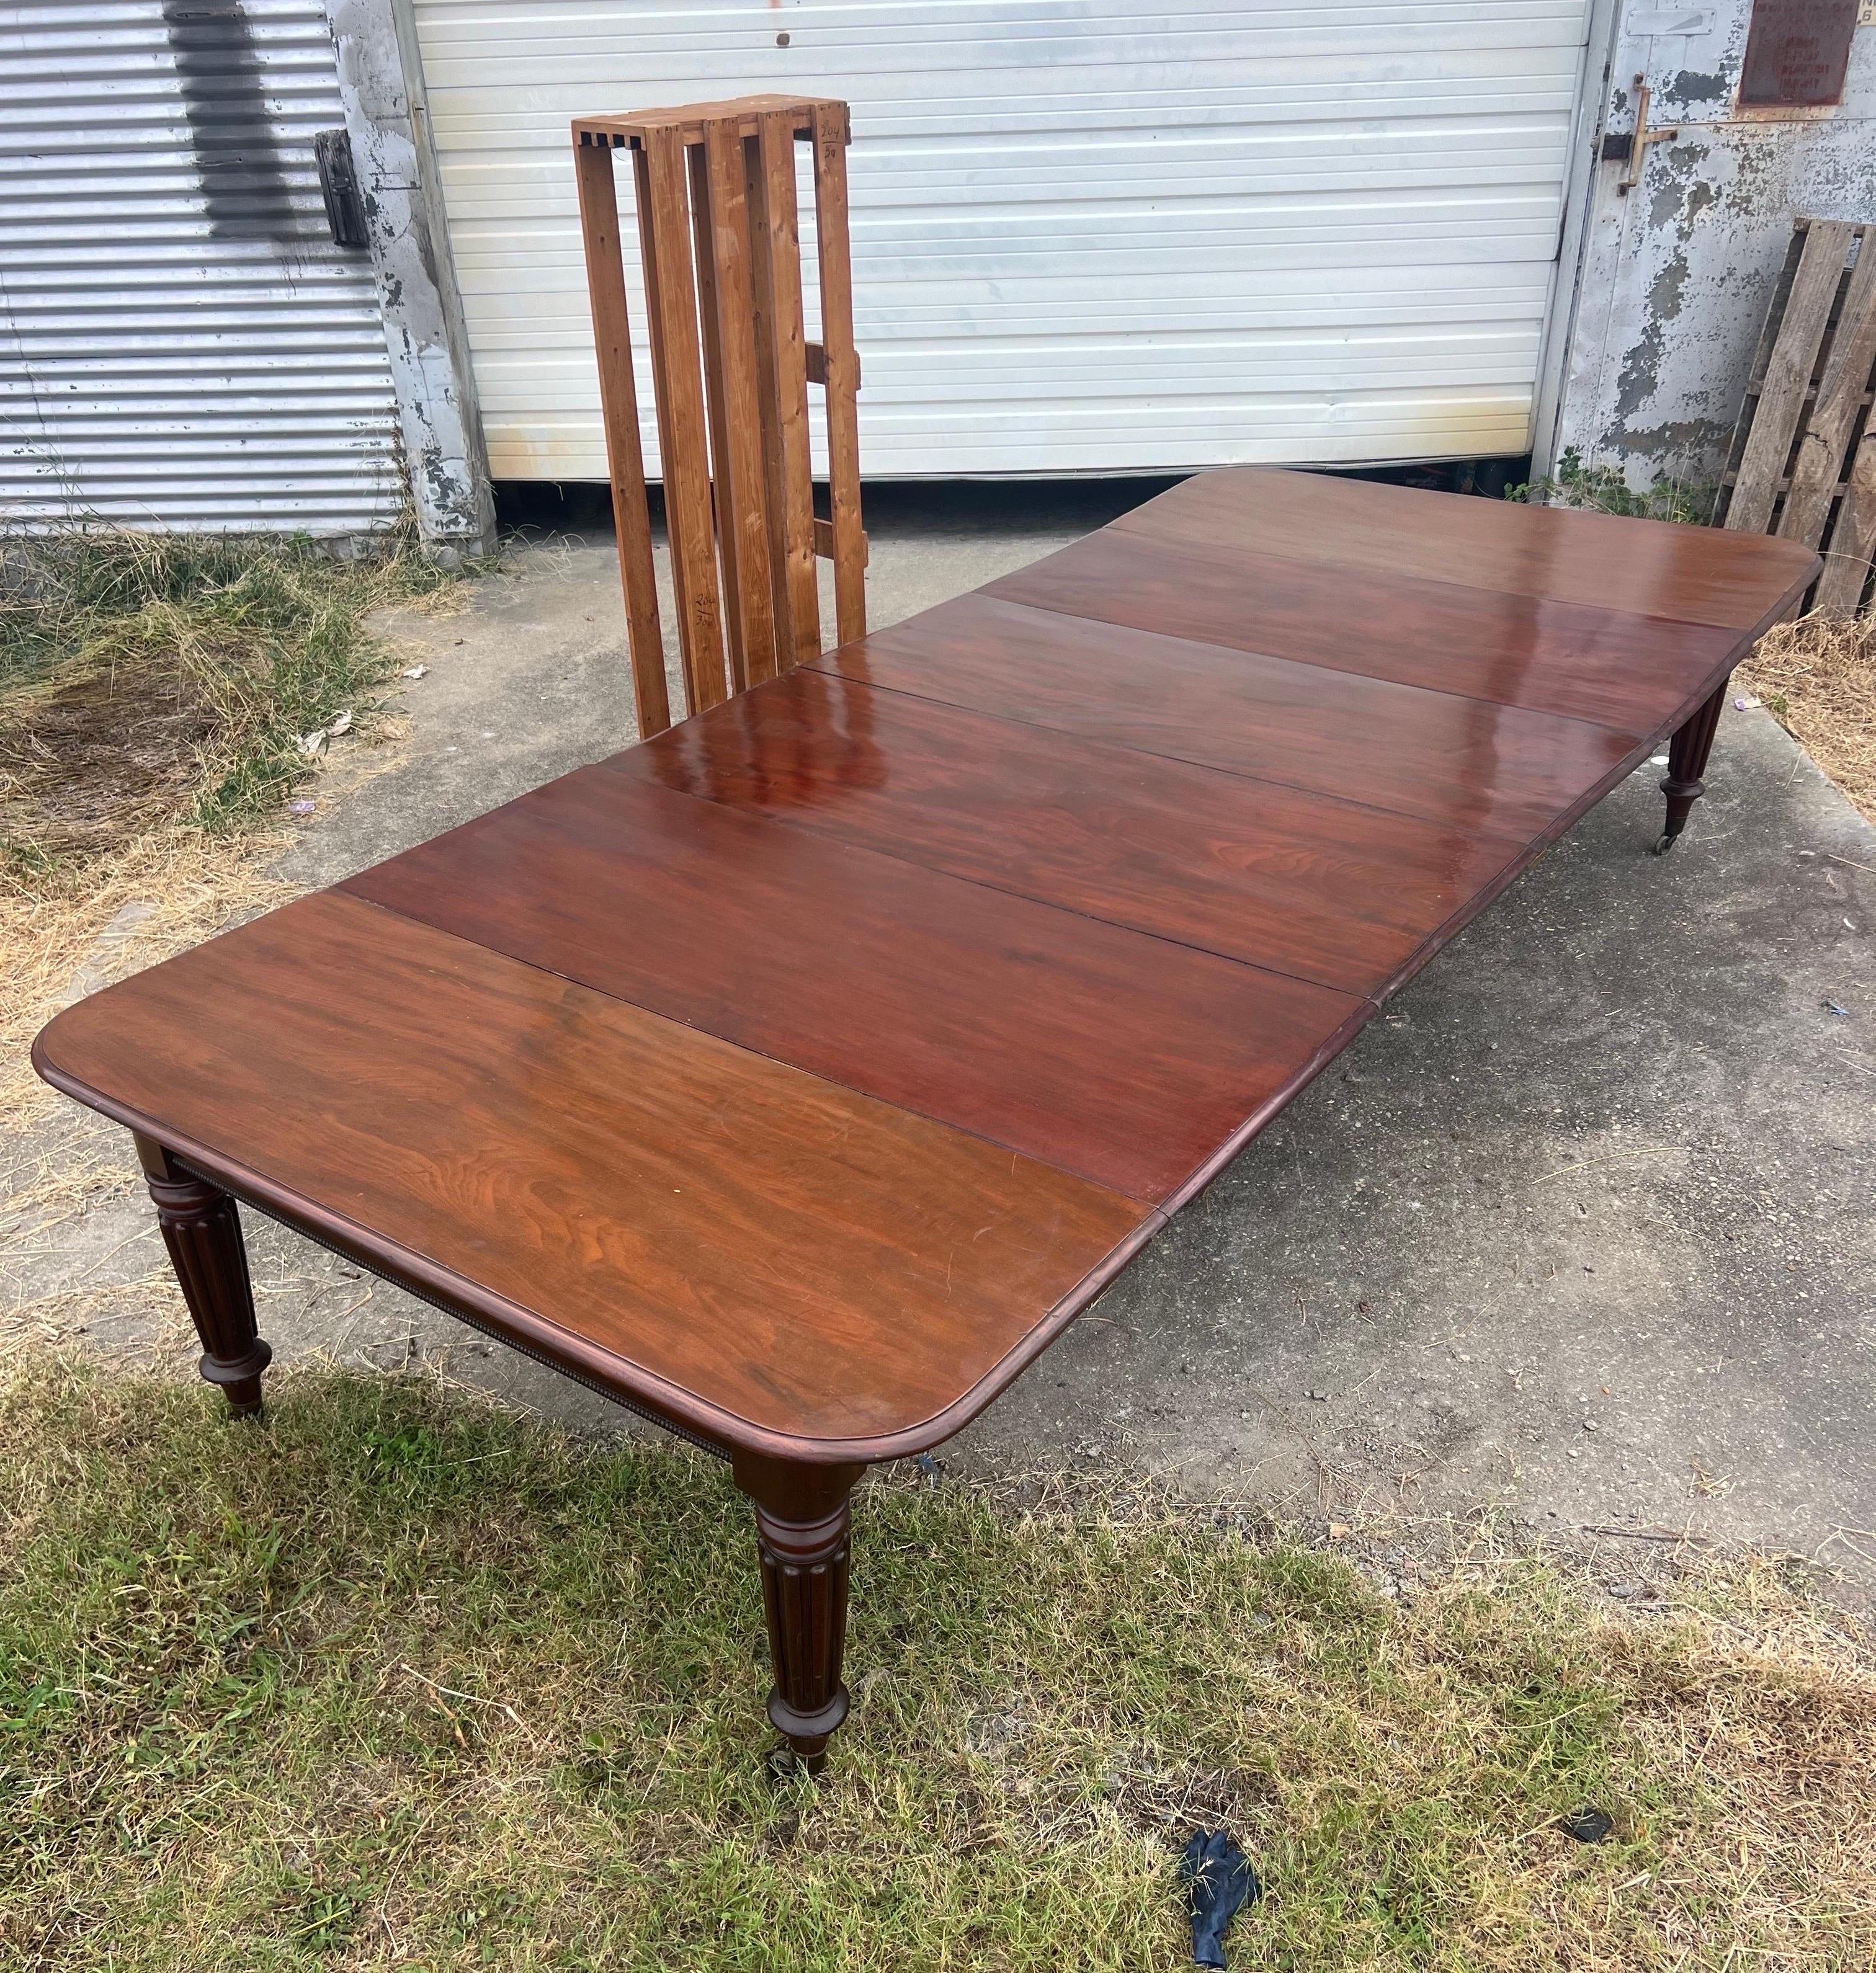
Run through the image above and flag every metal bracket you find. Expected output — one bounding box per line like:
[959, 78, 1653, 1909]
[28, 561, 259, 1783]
[313, 128, 368, 249]
[1614, 77, 1679, 195]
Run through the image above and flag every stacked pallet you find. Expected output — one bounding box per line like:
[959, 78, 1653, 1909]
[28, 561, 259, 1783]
[1717, 219, 1876, 618]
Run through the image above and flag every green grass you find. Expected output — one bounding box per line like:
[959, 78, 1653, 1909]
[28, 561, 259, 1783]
[1, 1360, 1870, 1970]
[0, 528, 455, 881]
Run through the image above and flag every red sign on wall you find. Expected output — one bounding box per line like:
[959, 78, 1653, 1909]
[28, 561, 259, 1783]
[1738, 0, 1859, 108]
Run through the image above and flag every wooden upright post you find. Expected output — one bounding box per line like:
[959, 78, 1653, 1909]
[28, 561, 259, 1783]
[571, 139, 669, 739]
[748, 109, 820, 670]
[572, 96, 867, 731]
[809, 102, 867, 648]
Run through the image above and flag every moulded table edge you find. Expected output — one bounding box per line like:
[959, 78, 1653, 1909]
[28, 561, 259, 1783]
[30, 1027, 1166, 1466]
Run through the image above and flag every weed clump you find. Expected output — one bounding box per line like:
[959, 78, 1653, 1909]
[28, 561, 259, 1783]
[1, 528, 453, 881]
[1504, 448, 1712, 527]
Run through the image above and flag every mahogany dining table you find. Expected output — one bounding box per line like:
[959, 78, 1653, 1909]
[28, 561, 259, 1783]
[34, 467, 1818, 1772]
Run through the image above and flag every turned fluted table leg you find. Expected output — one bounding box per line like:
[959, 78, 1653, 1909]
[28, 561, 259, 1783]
[1656, 676, 1731, 854]
[134, 1136, 271, 1416]
[733, 1450, 864, 1776]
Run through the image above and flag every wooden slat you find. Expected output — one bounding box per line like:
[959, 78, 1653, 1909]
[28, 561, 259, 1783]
[749, 110, 821, 667]
[1779, 227, 1876, 551]
[575, 95, 833, 150]
[1815, 422, 1876, 615]
[698, 127, 779, 688]
[1731, 233, 1806, 397]
[813, 517, 867, 565]
[571, 136, 669, 739]
[1722, 452, 1872, 497]
[636, 129, 729, 714]
[629, 140, 686, 699]
[741, 127, 794, 672]
[1727, 221, 1854, 536]
[686, 141, 748, 693]
[810, 101, 867, 644]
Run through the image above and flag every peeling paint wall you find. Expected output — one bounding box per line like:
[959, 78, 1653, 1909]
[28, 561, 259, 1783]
[324, 0, 493, 551]
[1552, 2, 1876, 490]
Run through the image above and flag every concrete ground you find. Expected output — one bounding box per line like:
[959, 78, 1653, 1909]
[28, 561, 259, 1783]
[11, 484, 1875, 1593]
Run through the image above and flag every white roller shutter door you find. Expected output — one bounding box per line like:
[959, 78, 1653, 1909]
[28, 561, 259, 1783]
[411, 0, 1597, 479]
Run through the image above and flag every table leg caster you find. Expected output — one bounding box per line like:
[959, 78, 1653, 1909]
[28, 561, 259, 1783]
[765, 1744, 823, 1786]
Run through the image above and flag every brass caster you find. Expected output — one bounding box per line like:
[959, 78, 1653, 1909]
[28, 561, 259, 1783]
[766, 1744, 823, 1786]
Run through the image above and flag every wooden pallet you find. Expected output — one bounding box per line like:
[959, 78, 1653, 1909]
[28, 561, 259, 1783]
[1717, 218, 1876, 618]
[572, 96, 866, 737]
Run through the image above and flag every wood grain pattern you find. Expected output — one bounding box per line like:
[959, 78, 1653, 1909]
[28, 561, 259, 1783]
[638, 129, 728, 712]
[610, 668, 1525, 999]
[32, 462, 1824, 1476]
[816, 591, 1643, 842]
[1777, 225, 1876, 552]
[572, 138, 669, 739]
[749, 109, 820, 668]
[35, 893, 1153, 1458]
[340, 767, 1369, 1205]
[810, 101, 865, 643]
[702, 122, 780, 687]
[1729, 222, 1854, 537]
[985, 524, 1753, 732]
[1815, 422, 1876, 615]
[1114, 467, 1820, 636]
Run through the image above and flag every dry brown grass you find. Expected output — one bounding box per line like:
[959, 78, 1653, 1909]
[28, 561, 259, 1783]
[1738, 609, 1876, 824]
[0, 828, 297, 1135]
[0, 528, 457, 1142]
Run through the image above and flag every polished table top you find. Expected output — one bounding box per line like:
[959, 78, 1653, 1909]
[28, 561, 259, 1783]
[35, 470, 1818, 1465]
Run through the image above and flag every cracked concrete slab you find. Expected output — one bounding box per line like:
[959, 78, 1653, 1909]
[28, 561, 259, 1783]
[7, 484, 1873, 1596]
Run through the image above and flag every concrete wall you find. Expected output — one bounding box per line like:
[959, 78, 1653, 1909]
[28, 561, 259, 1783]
[1551, 1, 1875, 491]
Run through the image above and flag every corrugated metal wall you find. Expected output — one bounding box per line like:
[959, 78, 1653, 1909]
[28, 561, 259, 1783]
[411, 0, 1597, 479]
[1, 0, 405, 533]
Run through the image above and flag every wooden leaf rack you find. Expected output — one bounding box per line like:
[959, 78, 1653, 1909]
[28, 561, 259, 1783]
[1717, 218, 1876, 618]
[573, 95, 867, 738]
